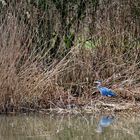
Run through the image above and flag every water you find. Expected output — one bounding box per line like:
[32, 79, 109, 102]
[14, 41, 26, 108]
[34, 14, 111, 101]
[0, 113, 140, 140]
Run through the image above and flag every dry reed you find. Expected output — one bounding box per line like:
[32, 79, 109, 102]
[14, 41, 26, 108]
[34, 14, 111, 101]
[0, 0, 140, 113]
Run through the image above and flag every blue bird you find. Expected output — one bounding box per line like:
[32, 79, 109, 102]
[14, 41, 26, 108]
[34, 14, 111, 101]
[96, 115, 114, 133]
[94, 80, 116, 97]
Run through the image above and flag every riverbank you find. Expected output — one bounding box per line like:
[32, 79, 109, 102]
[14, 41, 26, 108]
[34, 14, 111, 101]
[0, 0, 140, 114]
[0, 45, 139, 113]
[1, 95, 140, 115]
[0, 45, 139, 114]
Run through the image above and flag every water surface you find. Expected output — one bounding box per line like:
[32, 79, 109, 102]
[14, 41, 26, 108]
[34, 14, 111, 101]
[0, 113, 140, 140]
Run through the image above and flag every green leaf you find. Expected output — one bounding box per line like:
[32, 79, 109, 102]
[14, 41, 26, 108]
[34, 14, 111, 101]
[83, 40, 96, 49]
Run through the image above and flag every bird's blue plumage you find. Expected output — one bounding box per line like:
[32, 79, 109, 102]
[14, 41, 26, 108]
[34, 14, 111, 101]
[98, 86, 116, 97]
[95, 80, 116, 97]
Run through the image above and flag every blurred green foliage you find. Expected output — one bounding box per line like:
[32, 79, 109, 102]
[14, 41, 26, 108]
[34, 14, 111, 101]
[1, 0, 139, 61]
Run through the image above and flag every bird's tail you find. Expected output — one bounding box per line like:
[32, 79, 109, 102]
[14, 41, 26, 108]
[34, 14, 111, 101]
[111, 92, 116, 96]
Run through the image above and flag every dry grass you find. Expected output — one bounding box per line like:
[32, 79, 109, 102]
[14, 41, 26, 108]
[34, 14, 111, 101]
[0, 0, 140, 113]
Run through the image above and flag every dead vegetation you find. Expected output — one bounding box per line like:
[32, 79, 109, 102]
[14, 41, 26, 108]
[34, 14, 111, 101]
[0, 0, 140, 113]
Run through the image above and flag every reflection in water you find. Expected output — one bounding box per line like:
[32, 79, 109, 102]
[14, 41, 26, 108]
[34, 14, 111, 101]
[0, 114, 139, 140]
[96, 115, 115, 133]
